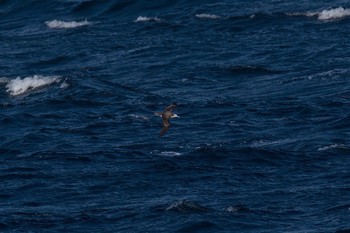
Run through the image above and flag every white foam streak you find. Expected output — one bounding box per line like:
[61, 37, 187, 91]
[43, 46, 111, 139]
[150, 150, 183, 157]
[160, 151, 182, 157]
[318, 7, 350, 20]
[46, 20, 90, 29]
[195, 13, 222, 19]
[134, 16, 162, 22]
[6, 75, 60, 96]
[288, 7, 350, 21]
[317, 144, 346, 152]
[60, 81, 69, 89]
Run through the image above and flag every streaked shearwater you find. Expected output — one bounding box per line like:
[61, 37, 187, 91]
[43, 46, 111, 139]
[155, 103, 179, 136]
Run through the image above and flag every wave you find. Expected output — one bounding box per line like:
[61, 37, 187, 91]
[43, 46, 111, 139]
[318, 7, 350, 20]
[226, 204, 251, 213]
[60, 78, 69, 89]
[165, 200, 211, 213]
[250, 138, 297, 148]
[287, 7, 350, 21]
[45, 20, 90, 29]
[317, 144, 347, 152]
[127, 113, 150, 121]
[226, 65, 282, 74]
[134, 16, 162, 23]
[159, 151, 182, 157]
[150, 150, 183, 157]
[208, 65, 283, 75]
[195, 13, 222, 19]
[5, 75, 60, 96]
[0, 77, 9, 84]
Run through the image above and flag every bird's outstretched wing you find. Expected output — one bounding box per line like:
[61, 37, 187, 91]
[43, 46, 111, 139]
[162, 117, 170, 128]
[159, 126, 169, 137]
[164, 103, 177, 112]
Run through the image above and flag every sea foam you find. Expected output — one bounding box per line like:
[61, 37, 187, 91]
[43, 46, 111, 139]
[288, 7, 350, 21]
[46, 20, 90, 29]
[134, 16, 162, 23]
[159, 151, 182, 157]
[317, 144, 346, 152]
[317, 7, 350, 20]
[195, 13, 222, 19]
[6, 75, 60, 96]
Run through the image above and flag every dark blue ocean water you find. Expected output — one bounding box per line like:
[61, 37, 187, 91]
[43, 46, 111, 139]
[1, 1, 350, 232]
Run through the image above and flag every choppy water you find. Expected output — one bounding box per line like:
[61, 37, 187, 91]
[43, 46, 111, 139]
[1, 1, 350, 232]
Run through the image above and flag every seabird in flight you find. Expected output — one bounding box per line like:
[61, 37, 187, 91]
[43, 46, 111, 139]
[155, 103, 179, 136]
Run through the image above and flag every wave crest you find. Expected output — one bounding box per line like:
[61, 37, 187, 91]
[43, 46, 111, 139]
[46, 20, 90, 29]
[134, 16, 162, 23]
[318, 7, 350, 20]
[165, 200, 211, 213]
[6, 75, 60, 96]
[226, 204, 251, 213]
[317, 144, 346, 152]
[195, 14, 222, 19]
[287, 7, 350, 21]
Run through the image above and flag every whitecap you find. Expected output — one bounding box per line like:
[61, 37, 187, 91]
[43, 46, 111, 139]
[134, 16, 162, 23]
[226, 206, 238, 213]
[226, 205, 250, 213]
[317, 144, 346, 152]
[195, 13, 222, 19]
[318, 7, 350, 20]
[159, 151, 182, 157]
[287, 7, 350, 21]
[6, 75, 60, 96]
[59, 77, 69, 89]
[60, 82, 69, 89]
[306, 12, 319, 17]
[45, 19, 90, 29]
[285, 12, 317, 17]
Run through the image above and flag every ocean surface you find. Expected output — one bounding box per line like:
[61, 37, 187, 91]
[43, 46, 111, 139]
[1, 0, 350, 232]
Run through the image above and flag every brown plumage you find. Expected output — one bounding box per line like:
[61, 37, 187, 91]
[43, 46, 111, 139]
[155, 103, 178, 136]
[161, 103, 177, 127]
